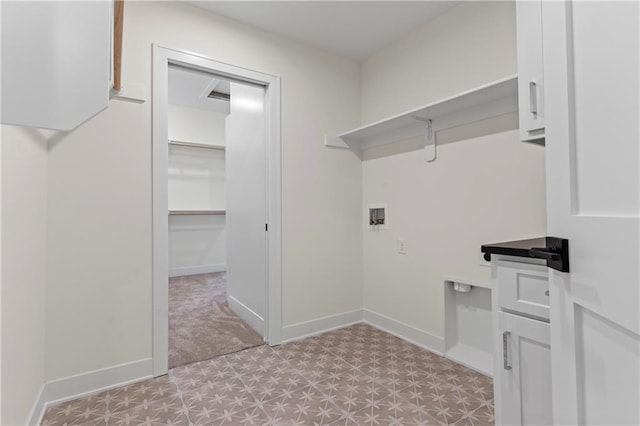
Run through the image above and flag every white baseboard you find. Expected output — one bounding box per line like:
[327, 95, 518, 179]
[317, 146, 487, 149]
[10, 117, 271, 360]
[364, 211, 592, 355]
[280, 309, 444, 355]
[363, 309, 445, 355]
[281, 310, 364, 343]
[29, 358, 153, 425]
[26, 384, 47, 426]
[228, 296, 265, 337]
[168, 264, 226, 278]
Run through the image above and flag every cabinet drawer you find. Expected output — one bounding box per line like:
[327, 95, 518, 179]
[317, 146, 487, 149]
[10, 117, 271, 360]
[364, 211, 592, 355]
[497, 261, 549, 320]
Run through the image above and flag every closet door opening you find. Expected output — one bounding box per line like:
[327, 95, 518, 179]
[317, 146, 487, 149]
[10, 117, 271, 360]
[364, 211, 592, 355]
[153, 46, 282, 376]
[166, 66, 267, 369]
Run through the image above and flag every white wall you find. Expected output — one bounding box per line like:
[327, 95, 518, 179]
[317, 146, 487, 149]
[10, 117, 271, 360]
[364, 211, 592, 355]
[168, 105, 227, 275]
[360, 2, 547, 342]
[46, 99, 152, 381]
[1, 125, 2, 426]
[168, 145, 226, 211]
[361, 1, 518, 124]
[45, 1, 362, 381]
[1, 125, 48, 425]
[168, 215, 226, 276]
[168, 106, 227, 211]
[168, 104, 225, 146]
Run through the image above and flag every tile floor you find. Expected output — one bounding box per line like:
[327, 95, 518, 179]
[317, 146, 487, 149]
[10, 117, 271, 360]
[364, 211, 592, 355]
[41, 324, 494, 426]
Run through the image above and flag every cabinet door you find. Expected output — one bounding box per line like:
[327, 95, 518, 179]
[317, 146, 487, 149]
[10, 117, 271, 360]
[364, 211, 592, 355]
[516, 0, 545, 141]
[497, 312, 552, 426]
[1, 1, 110, 130]
[542, 2, 639, 424]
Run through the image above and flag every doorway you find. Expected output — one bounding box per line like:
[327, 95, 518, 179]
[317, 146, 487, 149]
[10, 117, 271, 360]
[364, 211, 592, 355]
[152, 46, 282, 377]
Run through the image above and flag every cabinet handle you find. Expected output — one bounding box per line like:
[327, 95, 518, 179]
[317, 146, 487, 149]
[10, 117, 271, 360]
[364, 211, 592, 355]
[529, 81, 538, 116]
[503, 331, 512, 370]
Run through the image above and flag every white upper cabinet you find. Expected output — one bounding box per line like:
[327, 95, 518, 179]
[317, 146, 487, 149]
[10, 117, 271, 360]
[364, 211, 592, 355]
[1, 1, 111, 131]
[516, 0, 545, 142]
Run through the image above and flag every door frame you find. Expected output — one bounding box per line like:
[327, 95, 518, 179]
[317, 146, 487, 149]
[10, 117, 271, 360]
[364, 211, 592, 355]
[151, 45, 282, 376]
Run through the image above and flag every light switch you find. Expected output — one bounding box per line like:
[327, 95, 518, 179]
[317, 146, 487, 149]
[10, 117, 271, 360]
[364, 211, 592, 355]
[399, 239, 407, 254]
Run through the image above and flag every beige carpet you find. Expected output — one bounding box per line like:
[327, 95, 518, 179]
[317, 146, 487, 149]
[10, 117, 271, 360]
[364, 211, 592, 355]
[168, 272, 263, 369]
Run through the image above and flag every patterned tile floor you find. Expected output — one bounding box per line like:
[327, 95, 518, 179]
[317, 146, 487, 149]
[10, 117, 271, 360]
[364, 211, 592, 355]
[42, 324, 494, 426]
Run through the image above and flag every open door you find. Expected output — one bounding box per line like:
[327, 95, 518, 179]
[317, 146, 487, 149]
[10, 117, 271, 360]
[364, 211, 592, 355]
[225, 82, 267, 336]
[542, 2, 639, 424]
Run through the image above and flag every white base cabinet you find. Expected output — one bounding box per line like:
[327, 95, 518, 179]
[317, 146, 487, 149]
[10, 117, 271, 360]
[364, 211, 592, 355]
[498, 311, 552, 426]
[490, 256, 552, 425]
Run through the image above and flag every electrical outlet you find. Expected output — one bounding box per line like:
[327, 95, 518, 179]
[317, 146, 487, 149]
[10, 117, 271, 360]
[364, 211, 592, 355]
[398, 239, 407, 254]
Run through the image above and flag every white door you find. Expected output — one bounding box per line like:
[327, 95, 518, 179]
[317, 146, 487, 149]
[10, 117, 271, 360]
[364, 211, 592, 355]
[225, 82, 267, 337]
[498, 312, 552, 426]
[542, 2, 639, 424]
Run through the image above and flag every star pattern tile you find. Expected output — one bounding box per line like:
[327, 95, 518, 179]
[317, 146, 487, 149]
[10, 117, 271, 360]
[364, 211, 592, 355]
[41, 324, 494, 425]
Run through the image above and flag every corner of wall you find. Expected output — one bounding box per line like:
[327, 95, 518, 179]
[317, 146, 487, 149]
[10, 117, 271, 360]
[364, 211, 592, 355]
[0, 125, 49, 425]
[0, 125, 3, 426]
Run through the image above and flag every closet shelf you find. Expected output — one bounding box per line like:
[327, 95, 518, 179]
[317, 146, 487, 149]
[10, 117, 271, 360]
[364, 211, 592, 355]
[169, 140, 226, 151]
[325, 74, 518, 159]
[169, 210, 226, 216]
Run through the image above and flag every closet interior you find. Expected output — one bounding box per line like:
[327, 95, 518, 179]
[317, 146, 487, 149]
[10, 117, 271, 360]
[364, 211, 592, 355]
[166, 66, 263, 369]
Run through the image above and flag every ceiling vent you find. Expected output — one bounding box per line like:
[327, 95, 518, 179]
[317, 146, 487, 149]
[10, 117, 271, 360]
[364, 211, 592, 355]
[208, 91, 230, 101]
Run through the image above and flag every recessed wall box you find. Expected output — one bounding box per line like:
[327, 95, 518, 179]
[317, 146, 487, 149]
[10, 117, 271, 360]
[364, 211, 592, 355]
[367, 204, 387, 230]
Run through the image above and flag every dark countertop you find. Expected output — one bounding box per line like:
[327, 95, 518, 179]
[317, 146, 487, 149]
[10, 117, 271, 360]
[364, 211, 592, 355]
[481, 237, 546, 261]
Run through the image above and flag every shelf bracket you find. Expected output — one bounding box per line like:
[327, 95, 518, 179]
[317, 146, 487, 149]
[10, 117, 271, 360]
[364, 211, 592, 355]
[324, 134, 349, 149]
[413, 117, 435, 162]
[424, 119, 435, 162]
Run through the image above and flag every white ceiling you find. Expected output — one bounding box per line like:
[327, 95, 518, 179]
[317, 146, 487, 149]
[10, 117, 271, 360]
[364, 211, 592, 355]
[168, 66, 231, 114]
[188, 1, 460, 61]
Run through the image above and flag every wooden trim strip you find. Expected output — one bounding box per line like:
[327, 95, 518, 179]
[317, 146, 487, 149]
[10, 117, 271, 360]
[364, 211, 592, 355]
[113, 0, 124, 91]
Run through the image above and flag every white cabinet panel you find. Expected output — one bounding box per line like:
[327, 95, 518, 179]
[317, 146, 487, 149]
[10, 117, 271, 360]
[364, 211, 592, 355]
[516, 0, 545, 142]
[1, 1, 110, 131]
[498, 311, 552, 426]
[497, 261, 549, 321]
